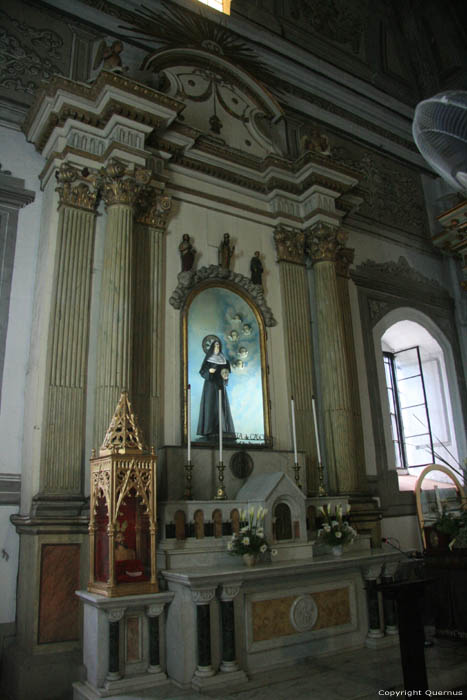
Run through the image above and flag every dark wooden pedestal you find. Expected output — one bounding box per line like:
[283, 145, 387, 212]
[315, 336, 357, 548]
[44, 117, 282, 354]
[377, 579, 434, 691]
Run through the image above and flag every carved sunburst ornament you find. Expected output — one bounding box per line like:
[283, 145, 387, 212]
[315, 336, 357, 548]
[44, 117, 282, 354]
[120, 0, 278, 88]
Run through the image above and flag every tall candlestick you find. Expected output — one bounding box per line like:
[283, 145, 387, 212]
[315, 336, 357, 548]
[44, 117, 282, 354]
[291, 396, 298, 463]
[434, 485, 442, 516]
[312, 397, 322, 463]
[187, 384, 191, 463]
[219, 389, 223, 463]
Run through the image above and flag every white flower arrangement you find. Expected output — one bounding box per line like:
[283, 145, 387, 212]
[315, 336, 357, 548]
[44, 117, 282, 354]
[228, 506, 276, 558]
[317, 503, 357, 547]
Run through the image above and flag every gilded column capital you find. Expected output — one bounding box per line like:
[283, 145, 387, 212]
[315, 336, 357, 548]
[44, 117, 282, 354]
[100, 159, 151, 208]
[335, 247, 355, 278]
[55, 163, 99, 212]
[135, 188, 172, 228]
[307, 223, 348, 264]
[274, 226, 306, 265]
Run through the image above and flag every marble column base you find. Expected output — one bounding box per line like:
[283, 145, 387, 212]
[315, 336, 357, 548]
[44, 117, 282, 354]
[220, 659, 240, 672]
[194, 664, 215, 678]
[73, 671, 169, 699]
[365, 633, 399, 650]
[192, 669, 248, 691]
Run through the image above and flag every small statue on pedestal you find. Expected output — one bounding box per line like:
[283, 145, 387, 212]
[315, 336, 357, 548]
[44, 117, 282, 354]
[179, 233, 196, 271]
[250, 251, 264, 286]
[219, 233, 235, 270]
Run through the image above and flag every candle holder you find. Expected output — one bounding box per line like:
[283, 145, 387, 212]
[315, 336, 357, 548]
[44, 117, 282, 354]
[183, 460, 194, 500]
[318, 462, 327, 496]
[214, 462, 228, 500]
[293, 462, 302, 491]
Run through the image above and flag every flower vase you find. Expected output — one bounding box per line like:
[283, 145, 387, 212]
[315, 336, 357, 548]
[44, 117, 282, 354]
[332, 545, 343, 557]
[242, 553, 257, 567]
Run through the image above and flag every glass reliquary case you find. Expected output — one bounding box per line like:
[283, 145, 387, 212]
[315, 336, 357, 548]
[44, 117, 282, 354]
[88, 392, 158, 597]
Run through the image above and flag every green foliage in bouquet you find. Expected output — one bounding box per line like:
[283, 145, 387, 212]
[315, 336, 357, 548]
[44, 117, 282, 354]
[317, 503, 357, 547]
[227, 506, 277, 557]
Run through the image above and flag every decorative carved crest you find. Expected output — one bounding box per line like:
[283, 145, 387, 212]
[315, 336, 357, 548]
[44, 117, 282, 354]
[169, 265, 277, 327]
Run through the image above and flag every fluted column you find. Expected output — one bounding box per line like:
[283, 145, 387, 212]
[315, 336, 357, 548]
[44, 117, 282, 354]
[94, 160, 150, 447]
[40, 164, 98, 500]
[309, 223, 359, 494]
[133, 191, 172, 447]
[274, 226, 319, 494]
[336, 248, 367, 492]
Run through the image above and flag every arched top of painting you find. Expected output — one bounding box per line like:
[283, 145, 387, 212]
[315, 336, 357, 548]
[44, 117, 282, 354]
[169, 265, 277, 327]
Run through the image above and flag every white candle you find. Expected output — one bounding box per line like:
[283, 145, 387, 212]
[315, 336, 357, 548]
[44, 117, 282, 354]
[312, 397, 322, 464]
[219, 389, 223, 464]
[187, 384, 191, 463]
[291, 396, 298, 464]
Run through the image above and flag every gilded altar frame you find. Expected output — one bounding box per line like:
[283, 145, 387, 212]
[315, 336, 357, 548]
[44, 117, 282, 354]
[182, 279, 272, 447]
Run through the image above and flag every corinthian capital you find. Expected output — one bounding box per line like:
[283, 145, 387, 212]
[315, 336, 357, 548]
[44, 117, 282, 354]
[307, 223, 348, 263]
[136, 189, 172, 228]
[55, 163, 99, 212]
[274, 226, 306, 265]
[100, 159, 151, 208]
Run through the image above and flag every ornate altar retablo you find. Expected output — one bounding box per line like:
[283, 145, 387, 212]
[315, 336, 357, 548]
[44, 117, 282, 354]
[88, 392, 158, 597]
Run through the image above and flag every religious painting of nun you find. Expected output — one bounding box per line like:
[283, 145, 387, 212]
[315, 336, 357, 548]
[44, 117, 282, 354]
[197, 336, 235, 440]
[184, 283, 270, 446]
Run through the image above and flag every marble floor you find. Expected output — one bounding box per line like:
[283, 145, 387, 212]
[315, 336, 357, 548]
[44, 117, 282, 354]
[93, 633, 467, 700]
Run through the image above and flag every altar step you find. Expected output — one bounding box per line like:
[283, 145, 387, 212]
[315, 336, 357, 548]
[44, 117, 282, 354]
[73, 633, 467, 700]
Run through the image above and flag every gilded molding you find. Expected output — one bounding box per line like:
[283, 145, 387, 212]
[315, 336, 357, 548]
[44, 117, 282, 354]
[274, 226, 305, 265]
[24, 70, 184, 146]
[56, 163, 99, 211]
[335, 247, 355, 278]
[307, 222, 348, 263]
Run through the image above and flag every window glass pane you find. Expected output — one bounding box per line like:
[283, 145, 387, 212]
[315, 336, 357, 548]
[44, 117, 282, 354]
[397, 375, 425, 408]
[394, 348, 420, 379]
[400, 404, 430, 437]
[405, 434, 433, 466]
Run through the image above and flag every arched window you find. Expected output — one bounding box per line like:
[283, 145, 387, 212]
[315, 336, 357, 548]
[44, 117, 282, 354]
[376, 314, 464, 485]
[196, 0, 231, 14]
[274, 503, 292, 541]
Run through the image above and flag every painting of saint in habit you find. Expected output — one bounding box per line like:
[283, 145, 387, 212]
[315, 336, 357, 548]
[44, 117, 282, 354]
[197, 336, 235, 440]
[187, 286, 266, 445]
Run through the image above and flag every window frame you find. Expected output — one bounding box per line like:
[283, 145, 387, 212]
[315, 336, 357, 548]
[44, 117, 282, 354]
[383, 346, 435, 470]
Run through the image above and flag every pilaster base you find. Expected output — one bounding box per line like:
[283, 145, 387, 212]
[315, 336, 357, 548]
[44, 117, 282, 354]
[2, 644, 84, 700]
[192, 669, 248, 690]
[365, 633, 399, 649]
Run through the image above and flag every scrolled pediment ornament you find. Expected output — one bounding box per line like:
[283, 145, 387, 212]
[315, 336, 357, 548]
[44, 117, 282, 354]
[169, 265, 277, 327]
